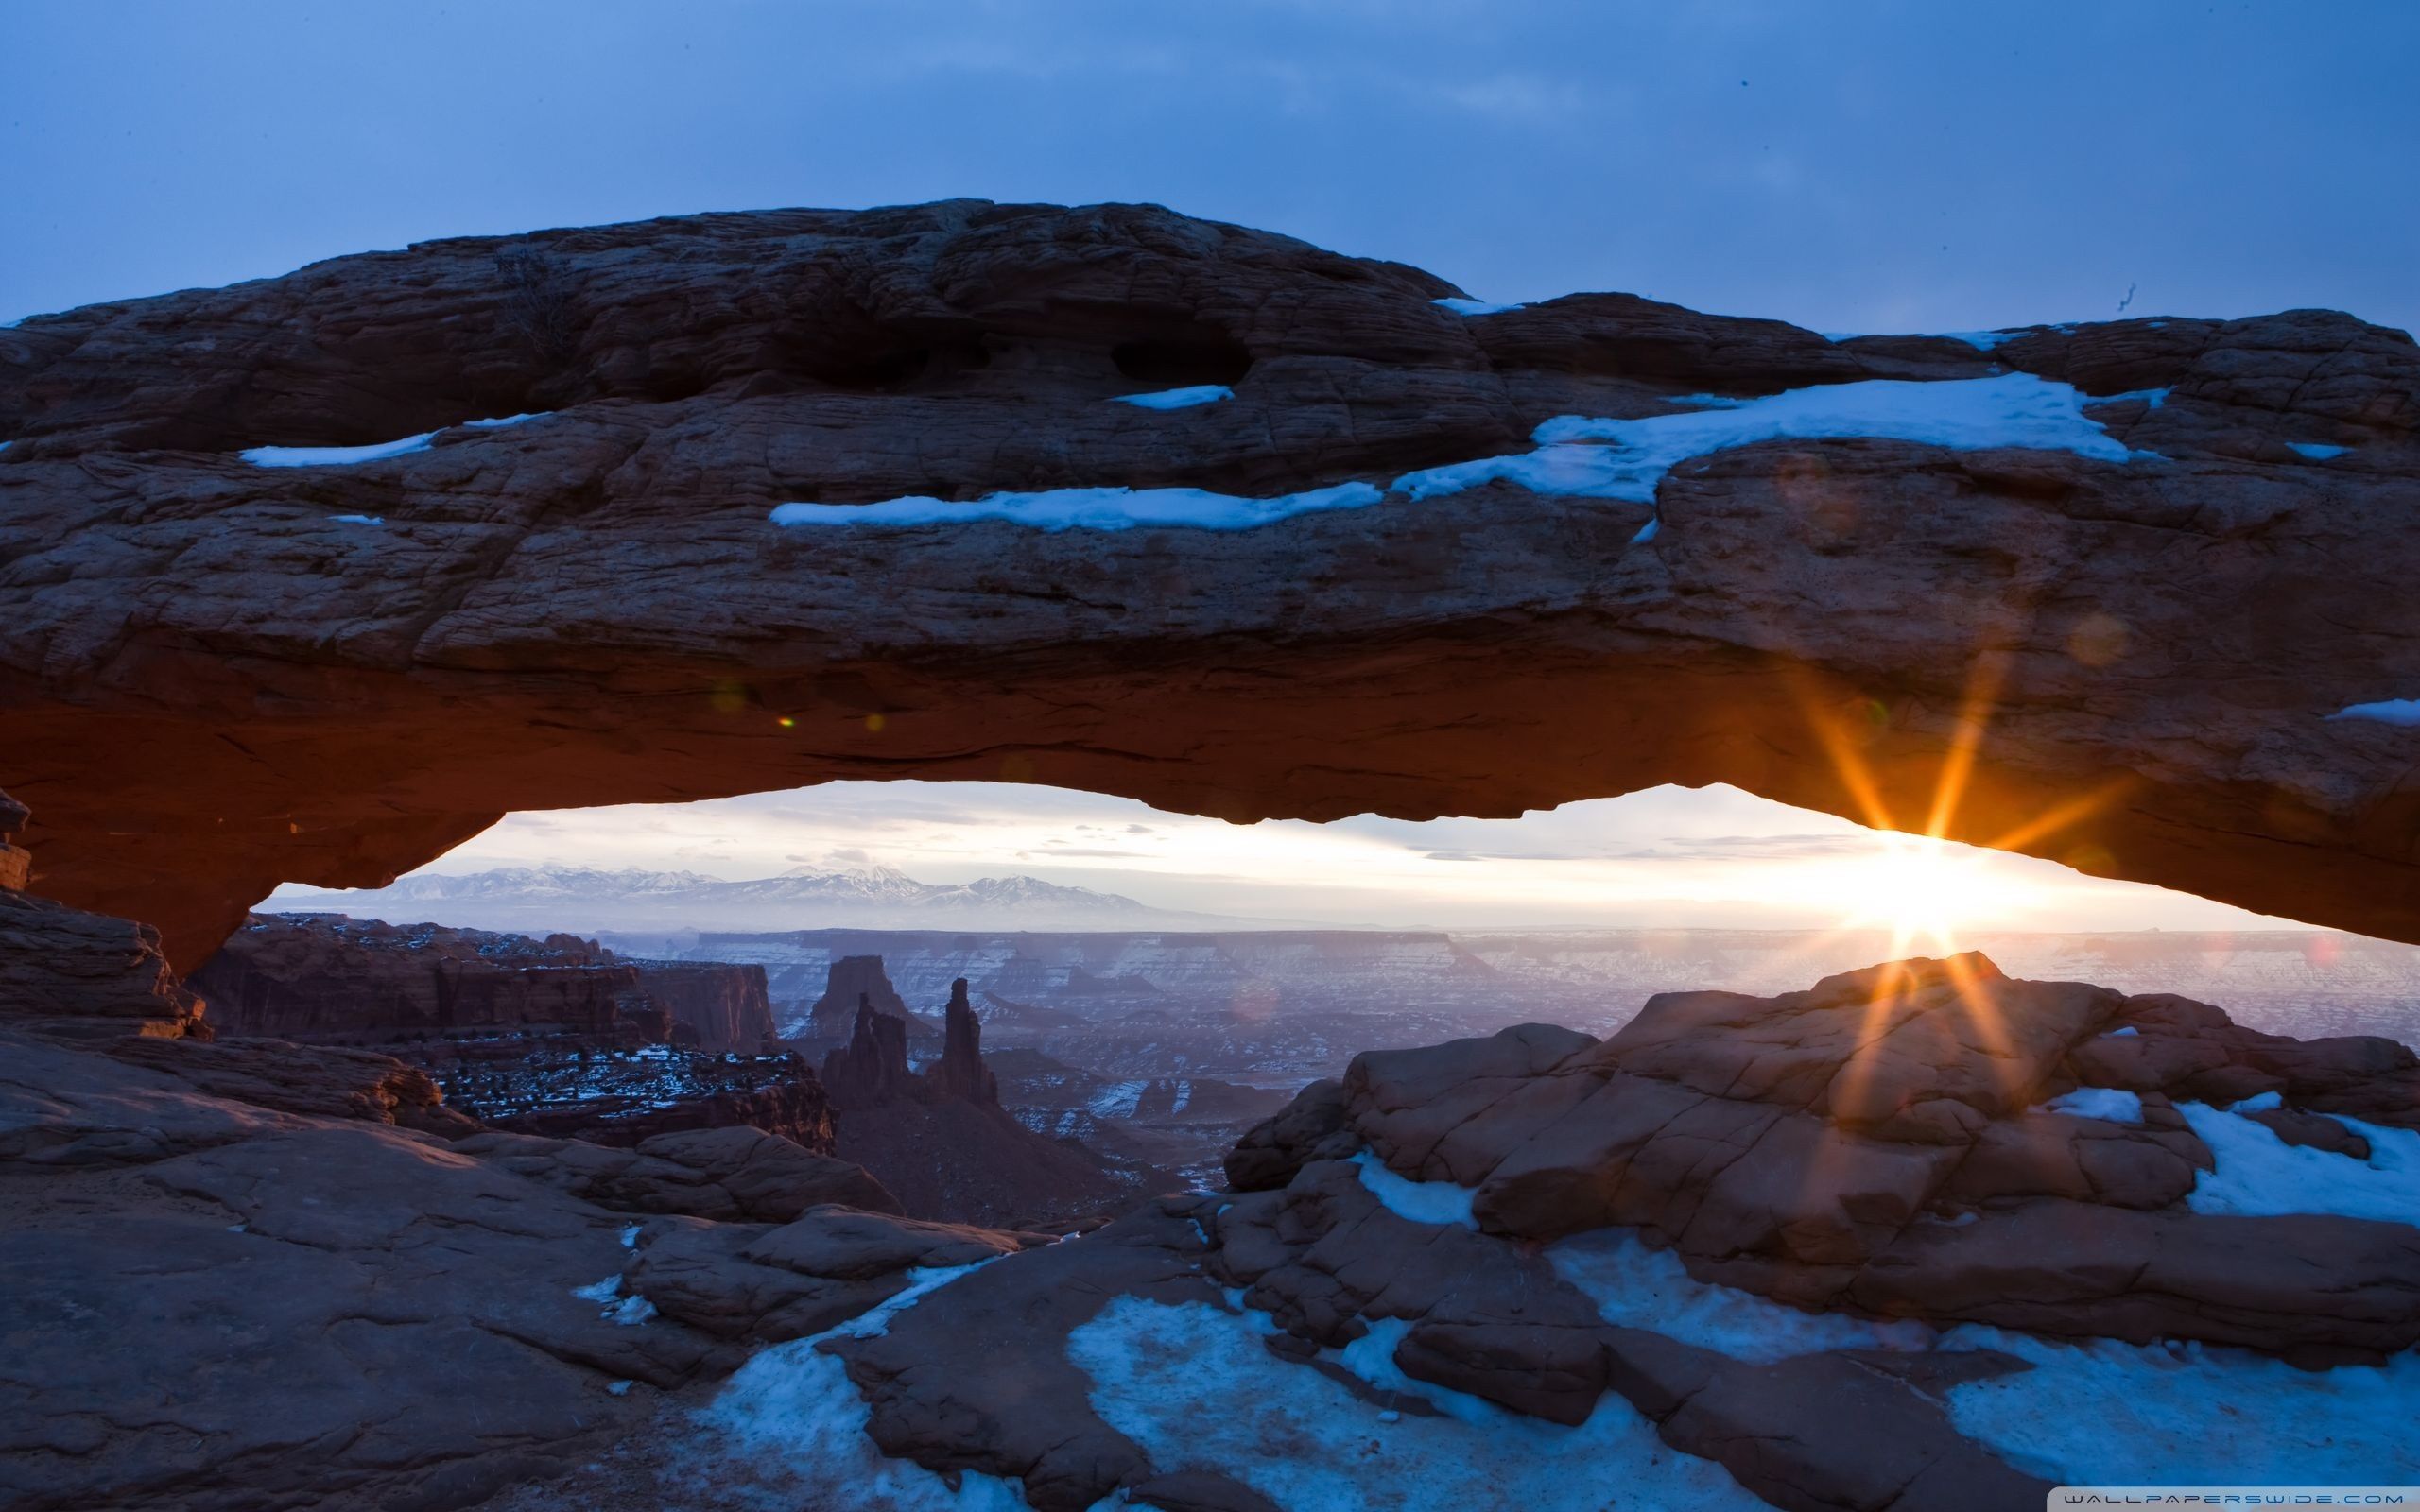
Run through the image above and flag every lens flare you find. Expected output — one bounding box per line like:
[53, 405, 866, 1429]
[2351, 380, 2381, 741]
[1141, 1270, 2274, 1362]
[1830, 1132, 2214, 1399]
[1835, 831, 2009, 953]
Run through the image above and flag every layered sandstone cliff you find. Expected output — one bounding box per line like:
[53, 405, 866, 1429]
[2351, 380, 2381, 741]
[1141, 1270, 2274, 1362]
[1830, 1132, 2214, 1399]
[820, 972, 1132, 1227]
[189, 913, 659, 1042]
[0, 785, 206, 1041]
[0, 202, 2412, 966]
[623, 958, 776, 1052]
[806, 954, 937, 1040]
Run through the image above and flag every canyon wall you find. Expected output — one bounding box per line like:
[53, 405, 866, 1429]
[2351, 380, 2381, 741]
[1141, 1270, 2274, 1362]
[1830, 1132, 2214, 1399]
[188, 915, 655, 1041]
[625, 959, 776, 1052]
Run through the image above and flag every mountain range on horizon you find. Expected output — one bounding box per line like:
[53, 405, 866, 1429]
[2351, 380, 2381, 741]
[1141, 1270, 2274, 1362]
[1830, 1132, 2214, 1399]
[269, 861, 1293, 936]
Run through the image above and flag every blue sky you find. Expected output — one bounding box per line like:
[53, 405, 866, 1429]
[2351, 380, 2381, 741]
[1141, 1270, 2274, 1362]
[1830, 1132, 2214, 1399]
[15, 1, 2401, 931]
[7, 1, 2415, 335]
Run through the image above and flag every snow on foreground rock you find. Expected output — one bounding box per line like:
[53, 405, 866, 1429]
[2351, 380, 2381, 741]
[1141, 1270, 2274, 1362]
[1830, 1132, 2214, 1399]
[658, 951, 2420, 1512]
[12, 909, 2420, 1510]
[1066, 1297, 1767, 1512]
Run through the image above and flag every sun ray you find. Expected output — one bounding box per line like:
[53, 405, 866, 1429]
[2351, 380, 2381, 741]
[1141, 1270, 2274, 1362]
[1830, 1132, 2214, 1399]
[1784, 671, 1900, 835]
[1978, 776, 2135, 857]
[1922, 652, 2009, 842]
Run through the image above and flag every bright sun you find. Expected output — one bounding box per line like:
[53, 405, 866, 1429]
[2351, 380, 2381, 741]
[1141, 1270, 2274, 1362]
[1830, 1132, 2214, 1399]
[1835, 833, 2023, 949]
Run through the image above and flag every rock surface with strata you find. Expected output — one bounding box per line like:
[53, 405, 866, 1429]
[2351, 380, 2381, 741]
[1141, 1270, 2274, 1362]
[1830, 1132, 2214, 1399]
[0, 787, 207, 1040]
[787, 954, 2420, 1511]
[189, 912, 665, 1041]
[1251, 954, 2420, 1358]
[0, 889, 946, 1512]
[807, 954, 936, 1040]
[819, 982, 1143, 1228]
[10, 904, 2417, 1509]
[1, 205, 2413, 965]
[622, 956, 778, 1052]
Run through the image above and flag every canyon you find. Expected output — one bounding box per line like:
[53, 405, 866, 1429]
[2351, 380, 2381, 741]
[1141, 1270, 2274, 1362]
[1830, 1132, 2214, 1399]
[9, 791, 2417, 1508]
[1, 198, 2417, 1511]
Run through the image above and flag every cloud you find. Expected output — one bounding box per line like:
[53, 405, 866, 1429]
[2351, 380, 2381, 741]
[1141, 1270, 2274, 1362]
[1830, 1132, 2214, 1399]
[1434, 73, 1592, 122]
[1415, 832, 1874, 865]
[394, 779, 2289, 935]
[1636, 833, 1880, 861]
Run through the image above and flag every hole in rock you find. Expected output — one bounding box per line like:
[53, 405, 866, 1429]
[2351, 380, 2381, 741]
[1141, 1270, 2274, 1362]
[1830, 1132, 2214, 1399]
[251, 780, 2419, 1063]
[1111, 334, 1253, 387]
[804, 338, 994, 393]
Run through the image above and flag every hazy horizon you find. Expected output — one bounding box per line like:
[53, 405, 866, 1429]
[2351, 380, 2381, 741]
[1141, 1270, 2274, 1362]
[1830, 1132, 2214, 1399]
[271, 780, 2323, 939]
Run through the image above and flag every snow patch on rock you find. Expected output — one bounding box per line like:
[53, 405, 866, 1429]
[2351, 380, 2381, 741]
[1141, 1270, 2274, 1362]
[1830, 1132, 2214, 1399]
[770, 482, 1385, 534]
[2178, 1102, 2420, 1225]
[1067, 1297, 1767, 1511]
[1112, 385, 1233, 410]
[241, 412, 546, 467]
[1352, 1150, 1478, 1228]
[776, 374, 2149, 533]
[1547, 1223, 2420, 1483]
[2043, 1087, 2145, 1124]
[1944, 1327, 2420, 1485]
[2088, 387, 2170, 409]
[699, 1263, 1026, 1508]
[1941, 330, 2025, 351]
[2329, 698, 2420, 726]
[1550, 1229, 1934, 1362]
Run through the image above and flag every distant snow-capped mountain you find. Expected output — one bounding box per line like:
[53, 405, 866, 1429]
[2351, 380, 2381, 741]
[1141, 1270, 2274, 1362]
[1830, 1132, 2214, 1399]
[269, 862, 1259, 934]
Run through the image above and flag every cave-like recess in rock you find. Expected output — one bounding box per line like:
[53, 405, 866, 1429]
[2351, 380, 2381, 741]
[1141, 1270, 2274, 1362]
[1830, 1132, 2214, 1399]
[1, 199, 2414, 966]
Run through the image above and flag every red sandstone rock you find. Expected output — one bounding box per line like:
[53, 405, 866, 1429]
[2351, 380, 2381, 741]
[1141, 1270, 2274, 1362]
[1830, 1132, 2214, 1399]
[833, 1093, 1135, 1230]
[929, 978, 999, 1107]
[0, 1023, 947, 1510]
[0, 787, 27, 894]
[807, 954, 938, 1040]
[0, 886, 206, 1040]
[624, 958, 775, 1052]
[818, 976, 1139, 1226]
[458, 1123, 899, 1222]
[624, 1205, 1045, 1343]
[105, 1033, 478, 1138]
[1221, 1076, 1356, 1191]
[821, 993, 919, 1108]
[2073, 990, 2420, 1131]
[188, 913, 662, 1041]
[0, 206, 2412, 964]
[0, 786, 207, 1040]
[1239, 954, 2420, 1359]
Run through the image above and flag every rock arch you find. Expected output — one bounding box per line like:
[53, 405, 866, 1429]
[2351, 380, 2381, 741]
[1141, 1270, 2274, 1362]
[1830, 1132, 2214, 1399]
[1, 200, 2413, 966]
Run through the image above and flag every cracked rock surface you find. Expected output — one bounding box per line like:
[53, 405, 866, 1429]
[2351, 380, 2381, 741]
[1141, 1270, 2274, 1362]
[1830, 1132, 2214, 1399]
[780, 953, 2420, 1512]
[9, 922, 2420, 1507]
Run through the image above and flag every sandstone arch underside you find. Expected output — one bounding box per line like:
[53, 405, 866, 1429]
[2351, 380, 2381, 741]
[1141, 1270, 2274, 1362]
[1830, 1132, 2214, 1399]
[0, 200, 2414, 967]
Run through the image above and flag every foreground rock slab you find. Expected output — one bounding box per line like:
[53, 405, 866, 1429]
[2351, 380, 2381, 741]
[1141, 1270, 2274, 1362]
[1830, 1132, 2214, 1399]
[11, 930, 2418, 1509]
